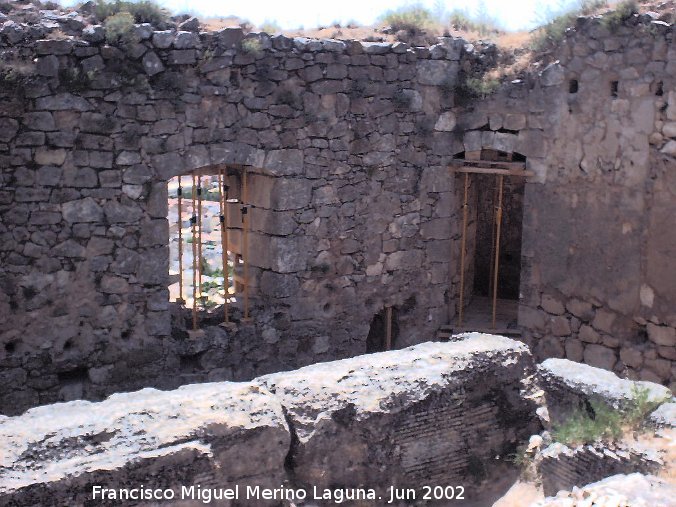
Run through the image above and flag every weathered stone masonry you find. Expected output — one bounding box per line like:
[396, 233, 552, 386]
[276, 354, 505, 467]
[0, 335, 541, 507]
[1, 12, 675, 415]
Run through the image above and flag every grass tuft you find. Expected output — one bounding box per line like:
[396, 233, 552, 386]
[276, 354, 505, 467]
[94, 0, 169, 26]
[464, 76, 500, 98]
[551, 385, 671, 447]
[259, 20, 281, 34]
[531, 0, 607, 51]
[104, 11, 136, 44]
[380, 3, 436, 35]
[241, 38, 263, 55]
[602, 0, 639, 31]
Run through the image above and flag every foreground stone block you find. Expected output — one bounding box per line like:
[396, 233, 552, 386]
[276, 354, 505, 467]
[261, 333, 541, 505]
[538, 442, 662, 497]
[0, 382, 290, 507]
[538, 358, 672, 426]
[535, 473, 676, 507]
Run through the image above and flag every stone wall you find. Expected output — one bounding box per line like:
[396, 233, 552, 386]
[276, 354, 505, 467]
[0, 335, 541, 506]
[538, 443, 662, 497]
[0, 27, 483, 414]
[1, 9, 675, 415]
[461, 15, 676, 388]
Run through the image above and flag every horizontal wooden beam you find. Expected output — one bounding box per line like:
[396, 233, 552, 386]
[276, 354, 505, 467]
[449, 165, 534, 177]
[450, 158, 526, 170]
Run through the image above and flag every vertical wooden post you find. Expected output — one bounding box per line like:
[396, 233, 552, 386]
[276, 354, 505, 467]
[457, 172, 470, 327]
[385, 306, 393, 351]
[488, 177, 499, 298]
[177, 176, 184, 303]
[197, 173, 203, 303]
[191, 172, 198, 330]
[242, 167, 250, 321]
[218, 167, 229, 323]
[492, 175, 504, 329]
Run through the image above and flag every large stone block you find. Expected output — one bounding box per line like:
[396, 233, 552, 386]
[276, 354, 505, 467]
[62, 197, 103, 223]
[0, 383, 290, 506]
[537, 358, 672, 427]
[537, 473, 676, 507]
[416, 60, 458, 86]
[260, 334, 540, 504]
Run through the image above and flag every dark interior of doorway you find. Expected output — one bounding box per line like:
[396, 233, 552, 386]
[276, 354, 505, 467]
[366, 307, 399, 352]
[472, 173, 526, 301]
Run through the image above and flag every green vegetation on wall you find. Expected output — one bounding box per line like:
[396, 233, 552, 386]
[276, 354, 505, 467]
[94, 0, 168, 25]
[551, 385, 671, 446]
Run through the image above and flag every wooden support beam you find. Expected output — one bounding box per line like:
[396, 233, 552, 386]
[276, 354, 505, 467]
[197, 175, 203, 304]
[218, 168, 229, 324]
[191, 172, 198, 331]
[242, 167, 250, 321]
[385, 306, 393, 351]
[492, 175, 504, 329]
[450, 166, 533, 177]
[457, 172, 470, 327]
[450, 158, 526, 169]
[177, 176, 184, 304]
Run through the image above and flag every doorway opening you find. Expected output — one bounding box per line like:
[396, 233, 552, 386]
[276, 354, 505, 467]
[366, 306, 399, 353]
[449, 149, 530, 335]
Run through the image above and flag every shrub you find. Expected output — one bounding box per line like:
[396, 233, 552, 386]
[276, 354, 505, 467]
[380, 4, 435, 35]
[448, 8, 501, 35]
[624, 384, 669, 427]
[602, 0, 638, 31]
[241, 38, 263, 54]
[104, 11, 136, 43]
[552, 400, 623, 446]
[552, 385, 670, 446]
[531, 0, 607, 51]
[94, 0, 168, 26]
[259, 20, 281, 34]
[0, 2, 13, 14]
[464, 76, 500, 98]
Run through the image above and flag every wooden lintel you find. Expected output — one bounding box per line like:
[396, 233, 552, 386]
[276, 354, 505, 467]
[450, 166, 534, 177]
[450, 158, 526, 170]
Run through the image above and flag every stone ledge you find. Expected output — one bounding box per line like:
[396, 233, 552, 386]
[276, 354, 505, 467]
[538, 358, 673, 425]
[0, 382, 290, 504]
[535, 473, 676, 506]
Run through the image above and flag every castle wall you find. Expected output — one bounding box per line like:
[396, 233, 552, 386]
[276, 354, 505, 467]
[0, 29, 477, 414]
[0, 12, 674, 415]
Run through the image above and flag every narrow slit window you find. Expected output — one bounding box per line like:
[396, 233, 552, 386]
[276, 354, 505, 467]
[610, 81, 619, 98]
[569, 79, 578, 94]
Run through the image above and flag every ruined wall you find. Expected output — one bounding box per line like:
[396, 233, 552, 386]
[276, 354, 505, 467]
[535, 358, 673, 498]
[1, 11, 675, 415]
[458, 15, 676, 388]
[0, 26, 485, 414]
[519, 16, 676, 388]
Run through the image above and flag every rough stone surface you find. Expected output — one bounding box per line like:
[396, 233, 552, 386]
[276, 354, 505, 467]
[0, 335, 540, 506]
[261, 333, 541, 504]
[0, 382, 290, 505]
[538, 444, 662, 498]
[538, 358, 673, 426]
[536, 473, 676, 507]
